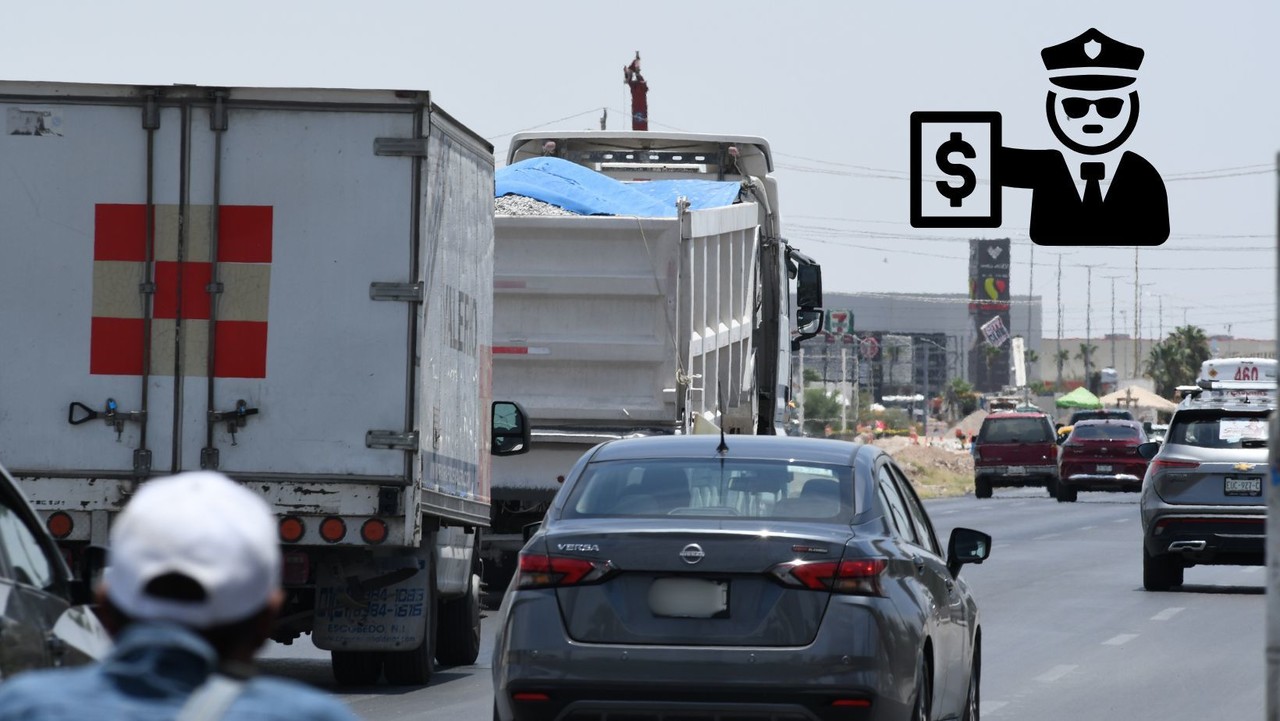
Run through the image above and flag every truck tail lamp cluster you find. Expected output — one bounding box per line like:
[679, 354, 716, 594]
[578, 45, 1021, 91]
[276, 515, 392, 545]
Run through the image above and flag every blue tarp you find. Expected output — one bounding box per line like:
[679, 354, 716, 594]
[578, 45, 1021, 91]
[495, 157, 741, 217]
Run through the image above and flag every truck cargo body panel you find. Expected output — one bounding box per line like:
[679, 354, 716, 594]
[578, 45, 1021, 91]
[0, 81, 495, 534]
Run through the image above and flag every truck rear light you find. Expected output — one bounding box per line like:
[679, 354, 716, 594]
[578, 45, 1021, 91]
[282, 550, 310, 585]
[360, 518, 388, 544]
[516, 553, 617, 589]
[769, 558, 887, 596]
[320, 517, 347, 543]
[46, 511, 73, 540]
[279, 516, 305, 543]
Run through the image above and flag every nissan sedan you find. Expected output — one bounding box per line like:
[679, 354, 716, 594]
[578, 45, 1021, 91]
[492, 435, 990, 721]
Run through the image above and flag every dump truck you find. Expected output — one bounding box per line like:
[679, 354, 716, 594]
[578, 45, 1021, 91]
[0, 80, 529, 686]
[482, 131, 824, 600]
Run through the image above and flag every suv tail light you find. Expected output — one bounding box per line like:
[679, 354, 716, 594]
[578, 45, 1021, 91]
[769, 558, 887, 596]
[516, 553, 617, 589]
[1150, 458, 1200, 472]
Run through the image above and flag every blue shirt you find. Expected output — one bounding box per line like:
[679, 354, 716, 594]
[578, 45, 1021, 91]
[0, 621, 361, 721]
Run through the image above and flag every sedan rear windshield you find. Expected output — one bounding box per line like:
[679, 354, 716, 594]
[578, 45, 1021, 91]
[978, 418, 1053, 444]
[562, 459, 857, 521]
[1069, 424, 1142, 441]
[1167, 410, 1271, 449]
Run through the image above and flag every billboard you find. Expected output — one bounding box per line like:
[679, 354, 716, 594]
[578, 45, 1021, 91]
[969, 238, 1012, 392]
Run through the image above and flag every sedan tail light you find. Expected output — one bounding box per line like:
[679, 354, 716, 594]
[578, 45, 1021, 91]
[516, 553, 617, 589]
[769, 558, 887, 596]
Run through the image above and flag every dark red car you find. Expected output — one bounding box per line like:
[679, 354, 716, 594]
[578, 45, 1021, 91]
[1056, 419, 1150, 502]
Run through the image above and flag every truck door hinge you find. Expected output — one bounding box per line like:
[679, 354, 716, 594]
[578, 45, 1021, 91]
[370, 281, 424, 302]
[374, 138, 428, 157]
[366, 430, 418, 450]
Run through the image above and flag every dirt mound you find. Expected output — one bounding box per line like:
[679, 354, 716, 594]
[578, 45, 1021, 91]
[874, 438, 974, 498]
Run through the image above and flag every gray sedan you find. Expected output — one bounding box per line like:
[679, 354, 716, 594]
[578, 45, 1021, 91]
[492, 435, 990, 721]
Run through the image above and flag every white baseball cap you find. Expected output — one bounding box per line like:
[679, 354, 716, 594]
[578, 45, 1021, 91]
[103, 471, 281, 629]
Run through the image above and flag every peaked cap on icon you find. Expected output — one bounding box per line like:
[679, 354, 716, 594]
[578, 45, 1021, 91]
[1041, 28, 1145, 91]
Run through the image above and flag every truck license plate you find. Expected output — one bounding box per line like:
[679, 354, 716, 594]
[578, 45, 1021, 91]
[648, 577, 729, 619]
[1225, 476, 1262, 497]
[1006, 466, 1026, 476]
[1096, 464, 1112, 473]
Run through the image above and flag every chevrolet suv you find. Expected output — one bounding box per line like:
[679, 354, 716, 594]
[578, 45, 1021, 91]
[1140, 357, 1276, 591]
[972, 411, 1059, 498]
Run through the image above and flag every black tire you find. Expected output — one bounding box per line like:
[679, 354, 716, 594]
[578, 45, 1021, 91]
[331, 650, 382, 686]
[1045, 476, 1058, 499]
[1056, 485, 1078, 503]
[964, 640, 981, 721]
[383, 633, 434, 686]
[974, 477, 992, 499]
[1143, 546, 1184, 591]
[436, 573, 482, 666]
[912, 652, 933, 721]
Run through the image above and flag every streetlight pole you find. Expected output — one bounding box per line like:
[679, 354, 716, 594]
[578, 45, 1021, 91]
[1265, 150, 1278, 721]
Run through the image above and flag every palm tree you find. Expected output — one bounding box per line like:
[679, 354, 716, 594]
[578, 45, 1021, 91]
[1054, 349, 1070, 391]
[1146, 325, 1212, 396]
[1075, 342, 1098, 380]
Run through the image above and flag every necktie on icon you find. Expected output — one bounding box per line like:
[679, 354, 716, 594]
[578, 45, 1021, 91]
[1080, 162, 1105, 209]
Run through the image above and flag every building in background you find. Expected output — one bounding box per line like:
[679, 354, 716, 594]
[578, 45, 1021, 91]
[793, 291, 1044, 402]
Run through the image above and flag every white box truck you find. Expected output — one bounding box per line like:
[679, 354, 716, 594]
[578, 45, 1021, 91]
[0, 81, 529, 686]
[483, 132, 823, 599]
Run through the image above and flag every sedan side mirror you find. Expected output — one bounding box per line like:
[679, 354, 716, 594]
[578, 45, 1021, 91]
[947, 527, 992, 577]
[1137, 441, 1161, 460]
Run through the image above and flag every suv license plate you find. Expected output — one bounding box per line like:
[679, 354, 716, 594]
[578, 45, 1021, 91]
[1225, 476, 1262, 497]
[1006, 466, 1026, 475]
[1096, 464, 1112, 473]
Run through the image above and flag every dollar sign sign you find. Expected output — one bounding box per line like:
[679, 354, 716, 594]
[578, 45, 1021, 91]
[935, 131, 977, 207]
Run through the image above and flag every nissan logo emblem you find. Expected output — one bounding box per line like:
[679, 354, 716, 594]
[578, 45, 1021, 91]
[679, 543, 705, 565]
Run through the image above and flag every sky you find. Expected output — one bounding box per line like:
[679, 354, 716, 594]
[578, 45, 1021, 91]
[4, 0, 1275, 340]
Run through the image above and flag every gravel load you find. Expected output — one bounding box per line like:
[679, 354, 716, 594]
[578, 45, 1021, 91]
[495, 195, 578, 216]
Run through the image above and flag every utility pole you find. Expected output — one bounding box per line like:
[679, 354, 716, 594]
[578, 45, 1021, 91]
[1133, 249, 1140, 376]
[1027, 243, 1035, 343]
[797, 348, 806, 432]
[840, 344, 849, 432]
[1085, 265, 1093, 387]
[1110, 276, 1117, 368]
[1056, 254, 1063, 380]
[1159, 295, 1164, 338]
[1265, 150, 1278, 721]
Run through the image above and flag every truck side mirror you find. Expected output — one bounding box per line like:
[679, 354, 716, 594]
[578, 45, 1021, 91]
[492, 401, 531, 456]
[796, 261, 822, 310]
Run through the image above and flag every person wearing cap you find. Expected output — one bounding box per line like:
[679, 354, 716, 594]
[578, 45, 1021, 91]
[0, 471, 361, 721]
[999, 28, 1169, 246]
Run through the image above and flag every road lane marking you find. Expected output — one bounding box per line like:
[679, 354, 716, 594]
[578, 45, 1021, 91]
[1103, 634, 1138, 646]
[1151, 607, 1185, 621]
[1035, 664, 1078, 683]
[1081, 525, 1095, 531]
[1113, 518, 1129, 523]
[1034, 533, 1061, 540]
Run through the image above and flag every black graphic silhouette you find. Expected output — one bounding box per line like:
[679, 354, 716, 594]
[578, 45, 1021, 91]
[1000, 28, 1168, 246]
[911, 28, 1170, 247]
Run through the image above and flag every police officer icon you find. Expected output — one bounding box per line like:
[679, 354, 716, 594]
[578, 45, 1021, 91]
[1000, 28, 1170, 246]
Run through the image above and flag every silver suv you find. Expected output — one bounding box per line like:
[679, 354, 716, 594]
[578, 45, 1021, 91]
[1139, 359, 1275, 591]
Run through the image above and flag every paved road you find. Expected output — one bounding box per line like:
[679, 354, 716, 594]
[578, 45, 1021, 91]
[261, 488, 1264, 720]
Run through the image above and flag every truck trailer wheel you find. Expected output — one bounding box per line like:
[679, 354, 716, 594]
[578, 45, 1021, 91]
[331, 650, 382, 686]
[383, 633, 434, 686]
[436, 573, 482, 666]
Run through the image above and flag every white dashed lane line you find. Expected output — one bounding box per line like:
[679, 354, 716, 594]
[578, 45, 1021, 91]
[1151, 607, 1185, 621]
[1113, 518, 1130, 523]
[1034, 664, 1078, 683]
[1103, 634, 1139, 646]
[1033, 533, 1061, 540]
[983, 701, 1010, 715]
